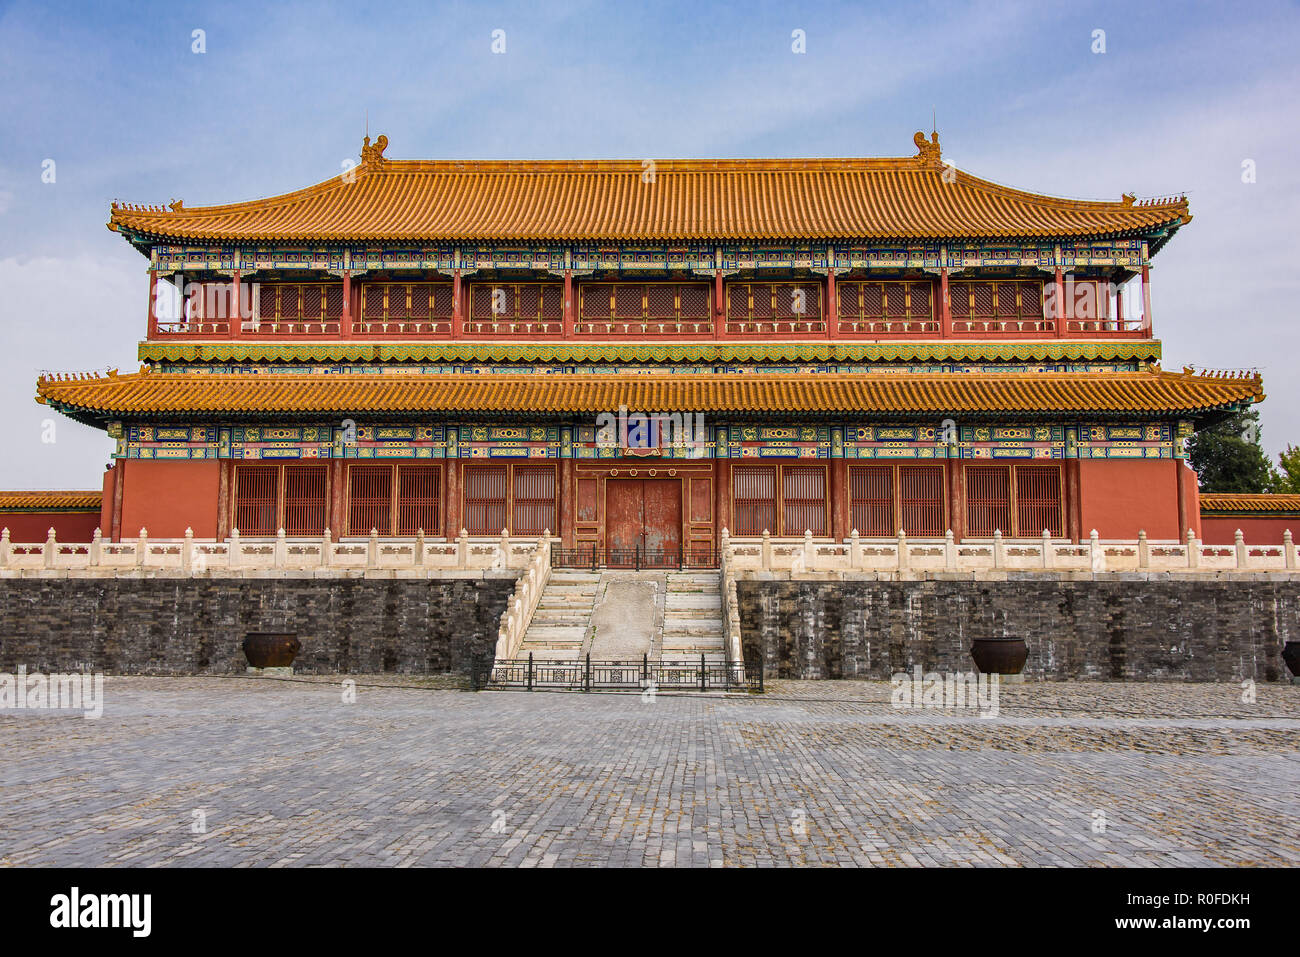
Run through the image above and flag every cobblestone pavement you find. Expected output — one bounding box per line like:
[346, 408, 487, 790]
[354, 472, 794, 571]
[1, 677, 1296, 867]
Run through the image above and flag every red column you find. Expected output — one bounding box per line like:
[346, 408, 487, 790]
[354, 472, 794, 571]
[825, 269, 837, 339]
[1116, 284, 1125, 328]
[947, 460, 965, 542]
[230, 269, 242, 338]
[444, 458, 460, 538]
[451, 268, 462, 339]
[715, 458, 732, 540]
[830, 459, 848, 541]
[560, 457, 576, 547]
[329, 459, 345, 535]
[938, 268, 951, 338]
[340, 270, 353, 338]
[1141, 264, 1153, 336]
[110, 459, 125, 542]
[216, 460, 231, 539]
[563, 269, 574, 339]
[146, 269, 159, 339]
[714, 271, 724, 339]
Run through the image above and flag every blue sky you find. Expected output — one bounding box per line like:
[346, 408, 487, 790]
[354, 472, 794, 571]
[1, 0, 1298, 488]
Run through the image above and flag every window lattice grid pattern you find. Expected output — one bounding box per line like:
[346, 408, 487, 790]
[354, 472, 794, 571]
[575, 283, 713, 335]
[782, 466, 827, 537]
[464, 466, 508, 536]
[965, 466, 1013, 538]
[396, 465, 441, 536]
[949, 280, 1049, 333]
[283, 465, 328, 536]
[233, 466, 279, 537]
[849, 466, 895, 536]
[466, 283, 564, 333]
[358, 283, 454, 329]
[733, 466, 777, 537]
[898, 465, 945, 537]
[837, 281, 938, 333]
[725, 282, 824, 334]
[1015, 465, 1062, 538]
[512, 466, 556, 536]
[255, 283, 344, 324]
[348, 465, 394, 536]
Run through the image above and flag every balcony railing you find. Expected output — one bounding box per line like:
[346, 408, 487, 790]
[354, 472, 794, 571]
[147, 279, 1152, 342]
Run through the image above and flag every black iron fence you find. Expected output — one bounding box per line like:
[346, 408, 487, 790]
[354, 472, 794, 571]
[484, 653, 762, 693]
[550, 543, 719, 570]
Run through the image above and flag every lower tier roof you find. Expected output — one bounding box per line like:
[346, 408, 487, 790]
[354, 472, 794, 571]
[1200, 493, 1300, 515]
[0, 491, 102, 512]
[36, 368, 1263, 426]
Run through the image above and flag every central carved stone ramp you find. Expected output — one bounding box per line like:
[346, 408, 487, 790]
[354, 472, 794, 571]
[516, 569, 601, 660]
[659, 571, 726, 664]
[584, 571, 665, 660]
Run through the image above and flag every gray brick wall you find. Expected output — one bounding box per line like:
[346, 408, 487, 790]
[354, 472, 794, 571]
[737, 577, 1300, 682]
[0, 578, 514, 675]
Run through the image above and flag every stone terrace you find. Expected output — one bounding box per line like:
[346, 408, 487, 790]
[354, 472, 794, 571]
[1, 678, 1295, 867]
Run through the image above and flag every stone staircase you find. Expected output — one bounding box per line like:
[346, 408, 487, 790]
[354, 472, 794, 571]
[659, 571, 726, 664]
[515, 569, 601, 659]
[513, 568, 727, 664]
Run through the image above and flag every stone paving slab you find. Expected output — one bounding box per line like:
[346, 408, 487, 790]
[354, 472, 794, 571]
[0, 677, 1295, 867]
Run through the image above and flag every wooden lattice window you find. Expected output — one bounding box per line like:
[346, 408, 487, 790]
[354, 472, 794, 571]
[578, 283, 712, 322]
[850, 464, 945, 537]
[397, 465, 441, 536]
[733, 466, 777, 537]
[1015, 465, 1062, 537]
[726, 282, 823, 323]
[348, 465, 394, 536]
[257, 283, 344, 321]
[838, 281, 936, 326]
[899, 466, 945, 537]
[359, 283, 454, 321]
[284, 465, 328, 536]
[464, 465, 508, 536]
[512, 466, 556, 536]
[850, 466, 895, 536]
[965, 466, 1013, 537]
[949, 280, 1044, 324]
[965, 464, 1062, 537]
[233, 465, 279, 537]
[782, 466, 827, 537]
[467, 283, 563, 324]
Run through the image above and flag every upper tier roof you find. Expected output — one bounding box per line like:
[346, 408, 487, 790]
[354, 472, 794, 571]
[108, 132, 1191, 245]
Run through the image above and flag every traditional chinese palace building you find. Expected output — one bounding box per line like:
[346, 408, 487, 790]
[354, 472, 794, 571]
[34, 132, 1264, 558]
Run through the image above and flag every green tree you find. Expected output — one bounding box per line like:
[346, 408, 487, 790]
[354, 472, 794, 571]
[1272, 444, 1300, 494]
[1186, 408, 1275, 493]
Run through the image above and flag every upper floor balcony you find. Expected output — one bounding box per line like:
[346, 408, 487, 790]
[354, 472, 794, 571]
[146, 274, 1151, 343]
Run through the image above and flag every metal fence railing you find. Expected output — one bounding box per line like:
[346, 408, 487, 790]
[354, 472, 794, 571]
[550, 543, 719, 570]
[473, 653, 762, 693]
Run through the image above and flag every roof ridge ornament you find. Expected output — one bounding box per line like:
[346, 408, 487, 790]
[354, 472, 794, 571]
[361, 134, 389, 166]
[913, 130, 941, 165]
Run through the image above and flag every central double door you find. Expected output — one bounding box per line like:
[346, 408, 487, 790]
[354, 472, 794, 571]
[605, 479, 681, 567]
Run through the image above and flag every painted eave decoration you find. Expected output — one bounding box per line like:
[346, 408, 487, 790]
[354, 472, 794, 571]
[136, 339, 1164, 366]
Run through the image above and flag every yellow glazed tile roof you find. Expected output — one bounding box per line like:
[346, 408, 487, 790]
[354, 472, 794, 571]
[0, 490, 102, 511]
[1200, 493, 1300, 514]
[36, 368, 1261, 419]
[107, 133, 1190, 243]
